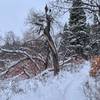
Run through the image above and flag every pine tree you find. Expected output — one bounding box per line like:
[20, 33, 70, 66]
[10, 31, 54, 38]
[59, 23, 74, 57]
[90, 14, 100, 55]
[69, 0, 90, 55]
[60, 23, 68, 52]
[69, 0, 86, 32]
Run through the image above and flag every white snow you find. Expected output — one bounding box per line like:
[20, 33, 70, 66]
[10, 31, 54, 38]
[0, 61, 91, 100]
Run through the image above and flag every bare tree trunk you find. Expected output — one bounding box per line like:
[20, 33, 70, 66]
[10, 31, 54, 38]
[44, 5, 59, 75]
[44, 47, 50, 69]
[51, 49, 59, 75]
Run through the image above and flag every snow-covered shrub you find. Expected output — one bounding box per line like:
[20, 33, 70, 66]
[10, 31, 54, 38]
[0, 61, 90, 100]
[83, 76, 100, 100]
[63, 63, 83, 73]
[61, 57, 85, 73]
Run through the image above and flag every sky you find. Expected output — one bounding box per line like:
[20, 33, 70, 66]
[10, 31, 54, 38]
[0, 0, 93, 38]
[0, 0, 48, 37]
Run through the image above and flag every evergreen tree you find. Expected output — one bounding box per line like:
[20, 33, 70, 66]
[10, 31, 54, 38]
[69, 0, 90, 56]
[59, 23, 73, 57]
[90, 14, 100, 55]
[69, 0, 86, 33]
[60, 23, 68, 52]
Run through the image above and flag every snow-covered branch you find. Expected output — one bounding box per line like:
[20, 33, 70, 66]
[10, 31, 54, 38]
[0, 48, 45, 70]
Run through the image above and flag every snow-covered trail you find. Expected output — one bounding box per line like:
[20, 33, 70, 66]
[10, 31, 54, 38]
[0, 61, 91, 100]
[63, 61, 91, 100]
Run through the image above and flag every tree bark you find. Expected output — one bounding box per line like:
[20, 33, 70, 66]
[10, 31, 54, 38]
[44, 6, 59, 75]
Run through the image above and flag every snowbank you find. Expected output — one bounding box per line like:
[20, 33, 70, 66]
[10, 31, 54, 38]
[0, 61, 91, 100]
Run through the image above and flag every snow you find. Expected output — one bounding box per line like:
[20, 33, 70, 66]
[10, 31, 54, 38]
[64, 61, 91, 100]
[0, 61, 91, 100]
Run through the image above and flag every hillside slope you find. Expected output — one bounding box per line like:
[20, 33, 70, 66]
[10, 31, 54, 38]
[0, 61, 91, 100]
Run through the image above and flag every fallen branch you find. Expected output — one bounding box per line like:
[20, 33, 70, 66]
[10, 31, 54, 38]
[0, 48, 45, 70]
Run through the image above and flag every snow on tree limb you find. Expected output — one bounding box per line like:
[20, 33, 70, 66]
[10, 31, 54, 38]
[0, 48, 45, 70]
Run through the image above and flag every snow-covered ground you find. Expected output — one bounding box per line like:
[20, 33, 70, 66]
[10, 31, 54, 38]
[0, 61, 91, 100]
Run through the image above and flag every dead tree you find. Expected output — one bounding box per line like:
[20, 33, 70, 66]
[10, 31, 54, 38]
[44, 5, 59, 75]
[44, 45, 50, 70]
[27, 5, 60, 75]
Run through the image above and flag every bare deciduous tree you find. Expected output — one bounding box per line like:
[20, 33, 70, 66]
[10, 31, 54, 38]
[27, 5, 59, 75]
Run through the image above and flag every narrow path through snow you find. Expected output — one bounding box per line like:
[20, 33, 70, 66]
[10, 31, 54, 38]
[63, 61, 91, 100]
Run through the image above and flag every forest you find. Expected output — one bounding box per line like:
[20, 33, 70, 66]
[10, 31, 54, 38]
[0, 0, 100, 100]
